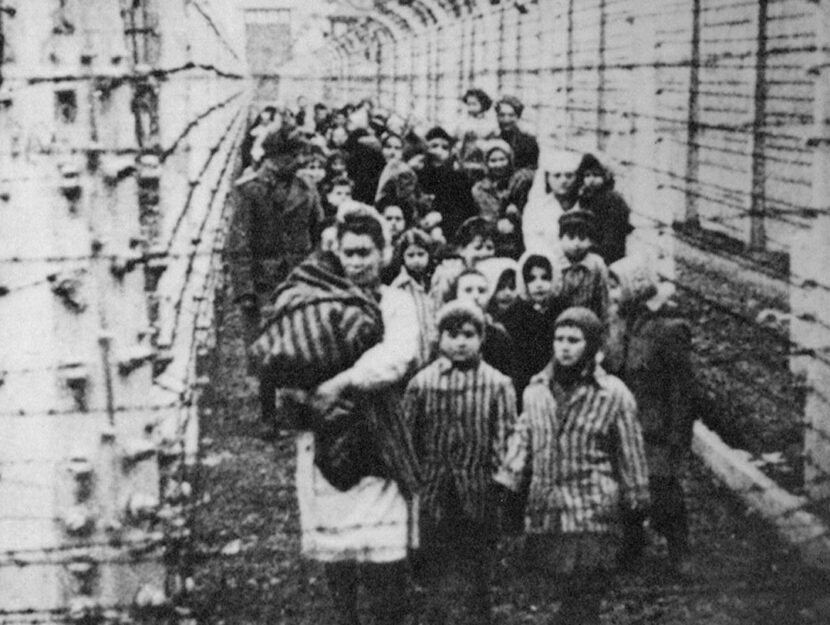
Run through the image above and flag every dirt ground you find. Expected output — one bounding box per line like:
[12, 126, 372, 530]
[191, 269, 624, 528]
[184, 203, 830, 624]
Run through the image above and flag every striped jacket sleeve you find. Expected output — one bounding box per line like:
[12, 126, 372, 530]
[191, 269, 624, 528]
[613, 384, 651, 512]
[491, 379, 519, 483]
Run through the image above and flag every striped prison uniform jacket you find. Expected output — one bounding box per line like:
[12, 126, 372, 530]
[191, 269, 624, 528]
[496, 363, 650, 535]
[251, 251, 383, 389]
[403, 356, 518, 527]
[558, 251, 611, 327]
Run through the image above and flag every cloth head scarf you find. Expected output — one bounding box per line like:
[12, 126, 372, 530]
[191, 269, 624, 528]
[609, 255, 676, 313]
[516, 250, 562, 300]
[524, 149, 584, 226]
[484, 139, 514, 169]
[576, 152, 615, 191]
[540, 149, 583, 175]
[476, 257, 520, 309]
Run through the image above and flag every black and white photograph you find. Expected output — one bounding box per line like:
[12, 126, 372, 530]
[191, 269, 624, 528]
[2, 0, 830, 623]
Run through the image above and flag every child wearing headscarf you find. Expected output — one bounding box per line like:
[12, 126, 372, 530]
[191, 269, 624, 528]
[476, 257, 521, 323]
[500, 251, 565, 400]
[605, 256, 696, 573]
[522, 149, 583, 257]
[576, 153, 634, 265]
[471, 140, 534, 222]
[498, 307, 650, 625]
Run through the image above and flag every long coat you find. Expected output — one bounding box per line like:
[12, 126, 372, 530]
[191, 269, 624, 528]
[237, 160, 324, 273]
[612, 307, 695, 477]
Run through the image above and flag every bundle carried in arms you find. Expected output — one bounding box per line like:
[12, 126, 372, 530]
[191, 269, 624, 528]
[250, 251, 420, 495]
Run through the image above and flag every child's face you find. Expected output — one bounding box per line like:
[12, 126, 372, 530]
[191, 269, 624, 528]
[456, 274, 489, 310]
[465, 96, 483, 116]
[526, 266, 553, 306]
[327, 184, 351, 208]
[331, 127, 348, 147]
[582, 169, 605, 192]
[440, 322, 483, 364]
[547, 170, 577, 197]
[493, 275, 518, 312]
[553, 325, 587, 368]
[330, 157, 347, 176]
[403, 244, 429, 275]
[496, 218, 515, 236]
[496, 104, 518, 132]
[427, 138, 452, 167]
[382, 206, 406, 239]
[486, 150, 510, 179]
[561, 231, 592, 262]
[459, 235, 495, 267]
[298, 158, 325, 185]
[382, 137, 404, 163]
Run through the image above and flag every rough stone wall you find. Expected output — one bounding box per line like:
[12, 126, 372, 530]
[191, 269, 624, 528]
[0, 0, 247, 620]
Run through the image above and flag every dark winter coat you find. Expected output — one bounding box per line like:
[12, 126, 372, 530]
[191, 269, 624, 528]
[501, 299, 565, 401]
[579, 188, 634, 265]
[613, 306, 695, 476]
[345, 140, 387, 205]
[237, 160, 324, 272]
[482, 318, 519, 386]
[418, 163, 477, 241]
[494, 127, 539, 171]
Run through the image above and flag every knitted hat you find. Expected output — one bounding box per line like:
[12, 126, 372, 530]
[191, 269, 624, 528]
[609, 255, 676, 311]
[496, 95, 524, 118]
[436, 300, 486, 336]
[554, 307, 604, 359]
[558, 208, 597, 239]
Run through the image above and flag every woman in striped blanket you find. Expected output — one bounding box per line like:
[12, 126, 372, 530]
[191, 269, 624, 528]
[252, 206, 421, 625]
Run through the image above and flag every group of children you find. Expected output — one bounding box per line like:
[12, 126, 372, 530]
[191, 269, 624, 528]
[243, 95, 696, 625]
[384, 204, 665, 624]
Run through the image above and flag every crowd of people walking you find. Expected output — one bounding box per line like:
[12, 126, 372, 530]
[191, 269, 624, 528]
[237, 90, 698, 625]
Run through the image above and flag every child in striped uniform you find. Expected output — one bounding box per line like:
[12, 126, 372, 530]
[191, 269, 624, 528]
[497, 307, 650, 625]
[403, 300, 518, 625]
